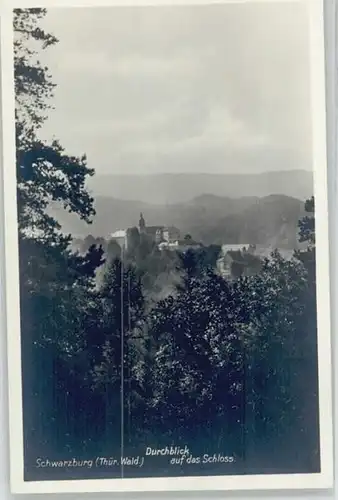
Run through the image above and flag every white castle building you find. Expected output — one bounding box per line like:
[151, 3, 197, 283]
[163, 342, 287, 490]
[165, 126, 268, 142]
[109, 214, 203, 252]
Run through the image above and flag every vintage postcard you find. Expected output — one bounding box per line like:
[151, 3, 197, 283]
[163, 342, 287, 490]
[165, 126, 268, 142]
[1, 0, 333, 494]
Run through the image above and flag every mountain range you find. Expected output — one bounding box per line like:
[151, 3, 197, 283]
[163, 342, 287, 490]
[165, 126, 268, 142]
[51, 172, 312, 249]
[86, 170, 313, 204]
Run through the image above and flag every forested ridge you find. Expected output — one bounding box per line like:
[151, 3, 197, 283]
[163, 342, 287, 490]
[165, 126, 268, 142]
[15, 9, 319, 480]
[50, 192, 307, 250]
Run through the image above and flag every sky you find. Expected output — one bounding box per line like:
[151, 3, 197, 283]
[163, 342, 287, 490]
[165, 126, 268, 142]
[37, 2, 312, 176]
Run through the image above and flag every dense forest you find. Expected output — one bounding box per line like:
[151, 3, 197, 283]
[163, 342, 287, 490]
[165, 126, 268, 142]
[15, 8, 319, 480]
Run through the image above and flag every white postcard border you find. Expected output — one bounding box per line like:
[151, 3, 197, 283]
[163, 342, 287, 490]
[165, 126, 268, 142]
[0, 0, 333, 494]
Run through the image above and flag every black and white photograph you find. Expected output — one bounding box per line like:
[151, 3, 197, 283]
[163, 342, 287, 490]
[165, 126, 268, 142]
[2, 0, 333, 493]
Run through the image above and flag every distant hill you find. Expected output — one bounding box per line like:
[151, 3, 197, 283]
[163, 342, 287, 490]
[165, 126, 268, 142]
[49, 192, 308, 250]
[198, 194, 306, 248]
[86, 170, 313, 204]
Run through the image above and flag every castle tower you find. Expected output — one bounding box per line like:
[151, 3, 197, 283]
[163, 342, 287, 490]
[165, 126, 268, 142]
[139, 212, 146, 233]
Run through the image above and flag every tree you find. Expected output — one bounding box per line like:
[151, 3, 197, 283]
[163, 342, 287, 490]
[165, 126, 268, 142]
[106, 238, 122, 260]
[126, 227, 140, 256]
[295, 196, 316, 283]
[95, 237, 107, 252]
[14, 8, 57, 141]
[177, 245, 221, 281]
[294, 196, 318, 468]
[298, 196, 315, 246]
[14, 9, 103, 461]
[81, 234, 96, 253]
[141, 271, 250, 457]
[19, 238, 106, 459]
[14, 8, 95, 246]
[138, 244, 319, 468]
[91, 258, 145, 446]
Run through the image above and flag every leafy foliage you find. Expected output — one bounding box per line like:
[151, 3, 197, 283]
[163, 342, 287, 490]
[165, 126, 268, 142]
[15, 8, 103, 461]
[14, 8, 57, 139]
[298, 196, 315, 246]
[14, 8, 95, 245]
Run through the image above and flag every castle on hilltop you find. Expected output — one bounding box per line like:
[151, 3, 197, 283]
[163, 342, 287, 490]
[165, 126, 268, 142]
[138, 212, 180, 244]
[110, 213, 202, 251]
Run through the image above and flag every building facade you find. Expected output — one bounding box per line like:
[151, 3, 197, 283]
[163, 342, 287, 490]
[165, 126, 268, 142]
[110, 229, 128, 249]
[138, 213, 180, 244]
